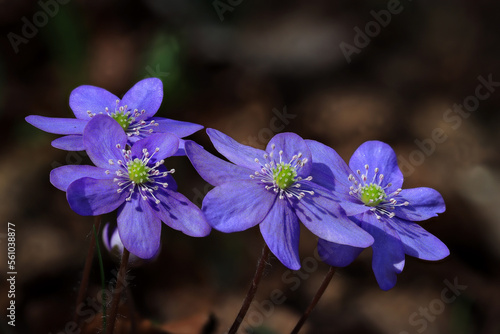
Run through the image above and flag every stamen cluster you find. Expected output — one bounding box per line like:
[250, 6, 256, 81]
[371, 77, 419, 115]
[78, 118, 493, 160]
[250, 144, 313, 200]
[348, 164, 408, 219]
[106, 144, 174, 204]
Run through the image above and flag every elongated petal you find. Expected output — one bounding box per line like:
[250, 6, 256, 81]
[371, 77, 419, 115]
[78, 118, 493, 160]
[388, 217, 449, 261]
[259, 200, 301, 270]
[121, 78, 163, 121]
[25, 116, 87, 135]
[338, 199, 371, 216]
[292, 182, 374, 247]
[83, 115, 127, 168]
[185, 141, 252, 186]
[67, 178, 125, 216]
[306, 139, 352, 193]
[349, 141, 403, 193]
[202, 180, 276, 232]
[50, 165, 112, 191]
[393, 187, 445, 221]
[207, 128, 263, 170]
[267, 133, 312, 177]
[131, 133, 179, 164]
[361, 213, 405, 290]
[69, 85, 119, 119]
[51, 135, 85, 151]
[117, 195, 161, 259]
[318, 239, 364, 267]
[152, 117, 204, 138]
[153, 188, 211, 237]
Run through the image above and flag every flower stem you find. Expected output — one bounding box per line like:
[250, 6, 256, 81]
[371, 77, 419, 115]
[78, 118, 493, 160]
[228, 244, 270, 334]
[73, 215, 101, 324]
[105, 248, 130, 334]
[290, 266, 336, 334]
[92, 224, 107, 332]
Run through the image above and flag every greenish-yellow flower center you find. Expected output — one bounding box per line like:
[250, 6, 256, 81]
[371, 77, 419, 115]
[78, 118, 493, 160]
[273, 162, 297, 189]
[127, 158, 150, 184]
[360, 184, 386, 206]
[111, 111, 132, 131]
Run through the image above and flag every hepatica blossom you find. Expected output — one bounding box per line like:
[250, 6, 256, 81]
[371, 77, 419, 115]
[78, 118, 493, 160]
[102, 223, 147, 265]
[50, 115, 211, 259]
[308, 140, 449, 290]
[185, 129, 374, 270]
[25, 78, 202, 153]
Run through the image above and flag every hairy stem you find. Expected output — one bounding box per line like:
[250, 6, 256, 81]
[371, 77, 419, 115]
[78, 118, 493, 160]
[228, 244, 270, 334]
[290, 266, 336, 334]
[73, 215, 101, 324]
[105, 248, 130, 334]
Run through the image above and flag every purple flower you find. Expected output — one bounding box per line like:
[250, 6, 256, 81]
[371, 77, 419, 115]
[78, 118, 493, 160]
[51, 115, 211, 259]
[185, 129, 373, 270]
[309, 140, 449, 290]
[25, 78, 202, 154]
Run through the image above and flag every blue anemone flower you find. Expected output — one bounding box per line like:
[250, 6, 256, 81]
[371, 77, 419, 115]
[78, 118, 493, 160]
[50, 115, 211, 259]
[25, 78, 202, 154]
[185, 129, 374, 270]
[308, 140, 449, 290]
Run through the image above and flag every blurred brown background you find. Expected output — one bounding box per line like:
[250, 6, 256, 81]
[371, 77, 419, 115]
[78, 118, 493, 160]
[1, 0, 499, 333]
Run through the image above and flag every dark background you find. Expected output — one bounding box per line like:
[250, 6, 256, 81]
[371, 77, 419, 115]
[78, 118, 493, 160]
[1, 0, 500, 333]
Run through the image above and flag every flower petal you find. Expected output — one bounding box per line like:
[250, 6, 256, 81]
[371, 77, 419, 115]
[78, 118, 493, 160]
[50, 165, 112, 191]
[361, 213, 405, 290]
[153, 188, 211, 237]
[349, 141, 403, 193]
[267, 133, 312, 177]
[338, 199, 371, 216]
[259, 200, 301, 270]
[131, 133, 179, 164]
[120, 78, 163, 121]
[152, 117, 204, 138]
[69, 85, 119, 120]
[117, 194, 161, 259]
[202, 180, 276, 232]
[207, 128, 263, 170]
[67, 177, 125, 216]
[83, 115, 127, 168]
[317, 239, 364, 268]
[291, 182, 374, 247]
[185, 141, 252, 186]
[51, 135, 85, 151]
[388, 217, 449, 261]
[393, 187, 446, 221]
[306, 139, 352, 193]
[25, 116, 87, 135]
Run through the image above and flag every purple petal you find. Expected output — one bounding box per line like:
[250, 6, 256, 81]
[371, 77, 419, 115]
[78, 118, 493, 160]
[306, 139, 352, 193]
[202, 180, 276, 232]
[185, 141, 252, 186]
[338, 199, 371, 216]
[388, 217, 449, 261]
[152, 117, 204, 138]
[117, 195, 161, 259]
[25, 116, 87, 135]
[259, 200, 301, 270]
[50, 165, 112, 191]
[153, 188, 211, 237]
[393, 187, 446, 221]
[67, 177, 125, 216]
[83, 115, 127, 168]
[51, 135, 85, 151]
[267, 133, 312, 177]
[120, 78, 163, 121]
[131, 133, 179, 164]
[207, 128, 263, 170]
[172, 139, 187, 156]
[69, 85, 119, 120]
[349, 141, 403, 194]
[317, 239, 364, 267]
[361, 212, 405, 290]
[102, 223, 113, 252]
[291, 182, 374, 247]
